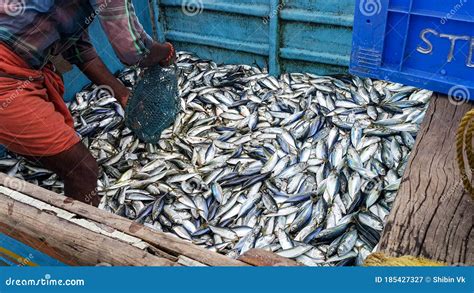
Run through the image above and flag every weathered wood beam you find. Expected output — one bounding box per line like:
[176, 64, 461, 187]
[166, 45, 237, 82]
[378, 94, 473, 265]
[0, 173, 247, 266]
[0, 193, 176, 266]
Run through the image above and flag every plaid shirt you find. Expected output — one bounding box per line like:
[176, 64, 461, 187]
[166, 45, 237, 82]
[0, 0, 153, 69]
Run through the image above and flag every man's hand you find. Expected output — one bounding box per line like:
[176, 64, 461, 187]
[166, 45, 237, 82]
[113, 83, 130, 108]
[139, 41, 176, 68]
[76, 42, 175, 108]
[77, 57, 130, 108]
[159, 42, 176, 67]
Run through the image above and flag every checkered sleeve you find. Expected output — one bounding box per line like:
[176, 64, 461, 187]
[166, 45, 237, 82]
[61, 30, 99, 65]
[91, 0, 154, 66]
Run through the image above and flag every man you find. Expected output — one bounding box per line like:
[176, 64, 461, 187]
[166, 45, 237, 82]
[0, 0, 175, 206]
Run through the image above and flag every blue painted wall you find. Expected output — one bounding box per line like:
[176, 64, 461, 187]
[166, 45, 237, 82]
[63, 0, 154, 101]
[154, 0, 355, 76]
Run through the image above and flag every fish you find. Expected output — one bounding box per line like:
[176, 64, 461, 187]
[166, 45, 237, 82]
[0, 51, 431, 266]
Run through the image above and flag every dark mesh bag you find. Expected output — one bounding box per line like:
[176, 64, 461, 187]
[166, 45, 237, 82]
[125, 65, 180, 143]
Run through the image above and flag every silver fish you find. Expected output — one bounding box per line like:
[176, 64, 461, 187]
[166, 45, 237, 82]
[3, 52, 431, 266]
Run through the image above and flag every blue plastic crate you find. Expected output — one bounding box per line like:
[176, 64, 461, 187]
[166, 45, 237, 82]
[350, 0, 474, 102]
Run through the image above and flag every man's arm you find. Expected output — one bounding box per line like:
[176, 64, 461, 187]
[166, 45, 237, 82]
[77, 57, 131, 107]
[61, 32, 131, 107]
[63, 0, 175, 106]
[92, 0, 173, 67]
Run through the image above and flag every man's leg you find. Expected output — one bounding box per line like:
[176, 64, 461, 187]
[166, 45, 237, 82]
[0, 45, 101, 206]
[0, 79, 100, 206]
[24, 142, 100, 206]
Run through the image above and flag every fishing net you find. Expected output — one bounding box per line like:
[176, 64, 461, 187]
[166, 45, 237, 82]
[125, 64, 180, 143]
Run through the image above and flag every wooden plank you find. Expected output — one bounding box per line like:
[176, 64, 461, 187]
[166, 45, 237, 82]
[378, 94, 474, 265]
[0, 173, 247, 267]
[238, 249, 303, 266]
[0, 185, 181, 263]
[0, 193, 176, 266]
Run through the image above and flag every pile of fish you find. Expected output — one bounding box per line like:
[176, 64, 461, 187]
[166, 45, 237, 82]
[0, 52, 432, 266]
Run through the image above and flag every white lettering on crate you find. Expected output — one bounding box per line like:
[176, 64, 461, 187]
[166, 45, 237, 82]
[417, 28, 474, 67]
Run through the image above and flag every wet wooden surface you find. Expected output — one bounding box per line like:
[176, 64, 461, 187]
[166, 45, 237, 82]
[378, 94, 473, 265]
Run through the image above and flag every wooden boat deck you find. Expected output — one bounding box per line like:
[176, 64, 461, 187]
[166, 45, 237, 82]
[377, 94, 473, 265]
